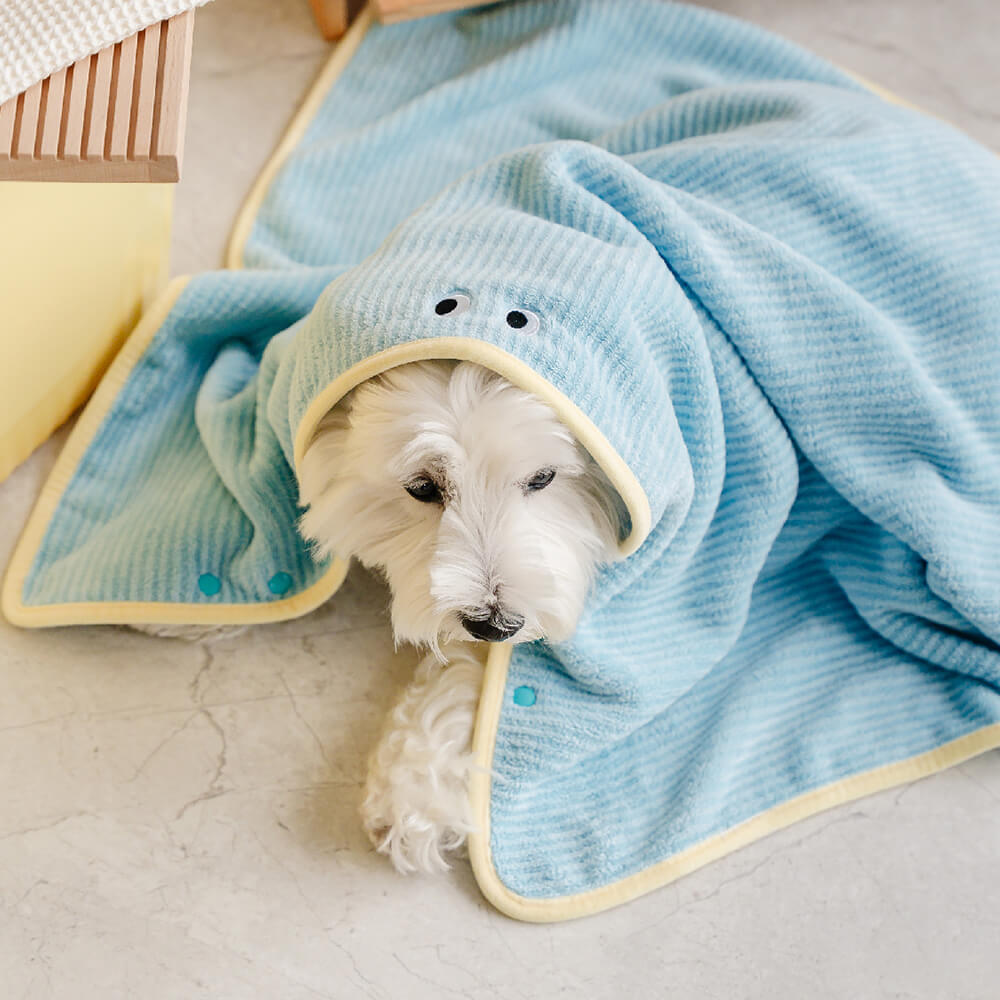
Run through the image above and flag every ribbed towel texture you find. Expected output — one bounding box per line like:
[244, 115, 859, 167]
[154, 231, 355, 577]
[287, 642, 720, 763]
[0, 0, 207, 105]
[7, 0, 1000, 912]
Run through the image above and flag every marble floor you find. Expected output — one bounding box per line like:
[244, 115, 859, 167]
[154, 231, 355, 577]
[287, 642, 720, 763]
[3, 1, 999, 997]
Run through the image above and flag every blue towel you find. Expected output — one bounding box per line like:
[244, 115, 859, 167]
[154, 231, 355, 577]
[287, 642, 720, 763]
[5, 0, 1000, 920]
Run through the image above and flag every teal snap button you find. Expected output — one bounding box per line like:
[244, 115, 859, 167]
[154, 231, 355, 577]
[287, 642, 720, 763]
[198, 573, 221, 596]
[268, 572, 292, 595]
[513, 685, 536, 707]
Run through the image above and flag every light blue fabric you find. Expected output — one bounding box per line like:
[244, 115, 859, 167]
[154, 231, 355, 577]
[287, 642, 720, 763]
[12, 0, 1000, 905]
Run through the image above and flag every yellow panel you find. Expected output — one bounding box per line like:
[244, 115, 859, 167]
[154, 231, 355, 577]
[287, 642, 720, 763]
[0, 181, 172, 482]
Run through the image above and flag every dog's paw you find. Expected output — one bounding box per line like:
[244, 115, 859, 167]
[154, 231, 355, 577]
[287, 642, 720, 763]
[360, 743, 475, 875]
[361, 792, 471, 875]
[360, 646, 484, 874]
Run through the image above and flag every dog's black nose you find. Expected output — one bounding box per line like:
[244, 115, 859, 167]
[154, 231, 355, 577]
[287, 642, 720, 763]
[461, 612, 524, 643]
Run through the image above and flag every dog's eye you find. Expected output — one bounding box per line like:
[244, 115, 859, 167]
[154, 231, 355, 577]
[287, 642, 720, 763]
[505, 309, 540, 335]
[523, 468, 556, 493]
[405, 476, 443, 504]
[434, 293, 471, 316]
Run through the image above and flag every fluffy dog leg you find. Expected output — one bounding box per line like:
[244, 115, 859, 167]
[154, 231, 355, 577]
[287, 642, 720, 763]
[361, 641, 486, 874]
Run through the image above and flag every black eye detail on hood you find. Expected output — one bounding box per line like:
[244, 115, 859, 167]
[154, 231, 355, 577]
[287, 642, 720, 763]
[506, 309, 540, 334]
[434, 293, 471, 316]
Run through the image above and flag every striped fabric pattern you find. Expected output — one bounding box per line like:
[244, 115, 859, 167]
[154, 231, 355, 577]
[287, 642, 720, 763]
[22, 271, 340, 608]
[10, 0, 1000, 906]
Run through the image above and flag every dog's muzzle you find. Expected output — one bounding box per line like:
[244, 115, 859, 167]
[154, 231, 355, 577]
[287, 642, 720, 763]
[461, 611, 524, 642]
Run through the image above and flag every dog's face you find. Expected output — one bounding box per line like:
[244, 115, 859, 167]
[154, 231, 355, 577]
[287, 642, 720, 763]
[298, 361, 621, 649]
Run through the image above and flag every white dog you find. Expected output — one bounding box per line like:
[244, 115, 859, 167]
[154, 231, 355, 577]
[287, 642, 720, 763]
[297, 360, 622, 874]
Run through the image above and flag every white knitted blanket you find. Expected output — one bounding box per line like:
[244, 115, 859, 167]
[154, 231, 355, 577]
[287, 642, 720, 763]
[0, 0, 209, 106]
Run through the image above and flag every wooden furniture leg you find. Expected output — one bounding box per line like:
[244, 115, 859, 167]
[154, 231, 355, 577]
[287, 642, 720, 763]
[309, 0, 367, 40]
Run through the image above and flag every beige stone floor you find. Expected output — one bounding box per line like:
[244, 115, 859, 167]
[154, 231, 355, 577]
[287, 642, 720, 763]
[2, 1, 999, 997]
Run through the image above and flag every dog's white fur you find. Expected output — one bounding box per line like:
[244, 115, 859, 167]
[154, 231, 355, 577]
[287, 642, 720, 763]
[297, 361, 621, 873]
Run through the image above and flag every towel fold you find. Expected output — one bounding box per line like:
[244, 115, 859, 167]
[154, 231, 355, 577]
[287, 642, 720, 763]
[5, 0, 1000, 920]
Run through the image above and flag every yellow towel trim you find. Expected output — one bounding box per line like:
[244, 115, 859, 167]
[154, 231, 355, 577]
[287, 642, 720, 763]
[463, 67, 1000, 924]
[6, 9, 994, 926]
[0, 277, 351, 627]
[226, 6, 377, 269]
[2, 5, 650, 623]
[468, 642, 1000, 922]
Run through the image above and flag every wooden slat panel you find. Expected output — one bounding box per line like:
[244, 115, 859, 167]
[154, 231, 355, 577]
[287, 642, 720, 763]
[107, 35, 136, 161]
[152, 10, 194, 175]
[61, 58, 90, 160]
[0, 95, 16, 156]
[85, 46, 114, 161]
[38, 67, 67, 159]
[16, 82, 43, 159]
[0, 11, 192, 181]
[130, 23, 160, 159]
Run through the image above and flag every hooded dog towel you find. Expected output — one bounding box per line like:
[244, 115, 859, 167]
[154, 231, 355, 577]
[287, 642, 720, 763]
[5, 0, 1000, 920]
